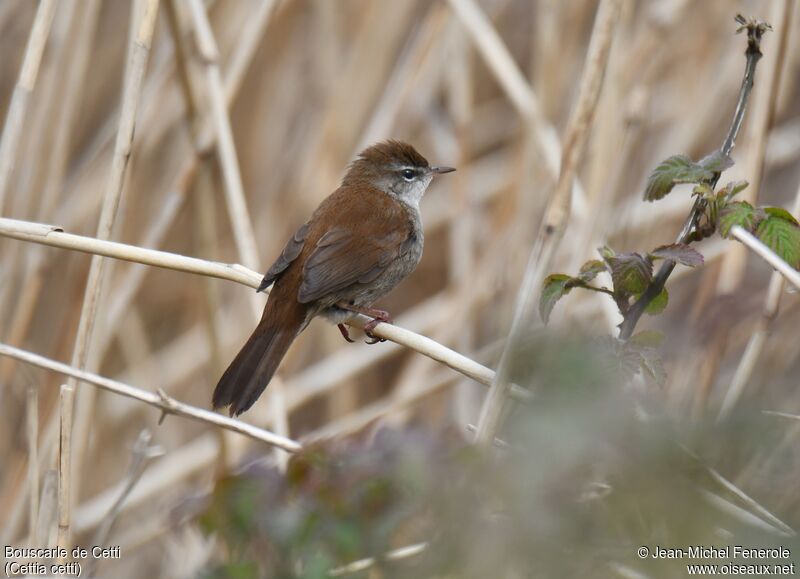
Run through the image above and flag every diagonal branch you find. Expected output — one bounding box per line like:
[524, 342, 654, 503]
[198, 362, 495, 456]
[0, 344, 302, 453]
[618, 15, 772, 340]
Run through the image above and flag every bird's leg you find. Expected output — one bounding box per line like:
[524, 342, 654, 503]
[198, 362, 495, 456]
[335, 303, 392, 344]
[337, 323, 355, 343]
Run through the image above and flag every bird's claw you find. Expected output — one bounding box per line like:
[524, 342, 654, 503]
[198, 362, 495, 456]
[337, 323, 355, 343]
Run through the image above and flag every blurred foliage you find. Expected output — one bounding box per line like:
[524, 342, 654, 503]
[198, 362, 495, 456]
[196, 333, 800, 578]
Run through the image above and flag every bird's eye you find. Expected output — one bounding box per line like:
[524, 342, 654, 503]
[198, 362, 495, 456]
[401, 169, 415, 181]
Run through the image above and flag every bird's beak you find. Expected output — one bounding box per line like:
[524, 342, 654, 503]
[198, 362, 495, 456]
[429, 166, 456, 175]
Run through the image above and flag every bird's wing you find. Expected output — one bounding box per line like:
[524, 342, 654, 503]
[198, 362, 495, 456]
[297, 189, 415, 304]
[257, 221, 310, 292]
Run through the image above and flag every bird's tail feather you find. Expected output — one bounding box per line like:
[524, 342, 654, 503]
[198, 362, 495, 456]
[212, 299, 304, 416]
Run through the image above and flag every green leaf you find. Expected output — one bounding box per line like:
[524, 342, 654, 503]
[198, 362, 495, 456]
[763, 206, 799, 226]
[629, 330, 665, 349]
[606, 252, 652, 295]
[649, 244, 704, 267]
[755, 215, 800, 269]
[644, 155, 713, 202]
[540, 274, 573, 324]
[718, 180, 748, 201]
[643, 287, 668, 315]
[698, 149, 734, 173]
[718, 201, 758, 237]
[578, 259, 607, 282]
[693, 183, 715, 200]
[598, 246, 615, 260]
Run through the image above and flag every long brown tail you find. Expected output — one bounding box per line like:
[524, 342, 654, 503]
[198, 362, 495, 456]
[213, 296, 306, 416]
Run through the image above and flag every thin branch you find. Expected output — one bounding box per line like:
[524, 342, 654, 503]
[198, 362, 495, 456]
[716, 0, 793, 292]
[618, 15, 772, 340]
[329, 542, 428, 577]
[763, 411, 800, 422]
[0, 217, 520, 397]
[0, 344, 303, 453]
[0, 0, 57, 213]
[728, 225, 800, 289]
[474, 0, 621, 445]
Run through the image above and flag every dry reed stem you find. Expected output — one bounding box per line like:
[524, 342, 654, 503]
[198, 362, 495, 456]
[717, 189, 800, 420]
[185, 0, 292, 469]
[0, 344, 302, 453]
[74, 436, 219, 534]
[728, 225, 800, 290]
[446, 0, 588, 217]
[0, 216, 522, 394]
[86, 430, 164, 576]
[0, 0, 57, 214]
[0, 0, 103, 386]
[26, 384, 39, 544]
[474, 0, 621, 446]
[186, 0, 261, 277]
[329, 542, 428, 577]
[57, 0, 160, 552]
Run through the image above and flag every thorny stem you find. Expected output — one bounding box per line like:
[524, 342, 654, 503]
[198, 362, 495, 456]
[618, 15, 771, 341]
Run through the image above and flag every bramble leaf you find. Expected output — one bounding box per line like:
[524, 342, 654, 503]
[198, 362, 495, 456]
[644, 287, 668, 315]
[649, 244, 704, 267]
[755, 215, 800, 269]
[540, 274, 573, 324]
[763, 206, 799, 226]
[698, 149, 734, 173]
[606, 252, 652, 295]
[578, 260, 607, 282]
[718, 201, 758, 237]
[644, 155, 713, 202]
[629, 330, 665, 349]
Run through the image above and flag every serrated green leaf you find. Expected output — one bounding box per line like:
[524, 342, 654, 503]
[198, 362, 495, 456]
[644, 155, 712, 202]
[629, 330, 665, 349]
[606, 252, 652, 295]
[755, 215, 800, 269]
[698, 149, 734, 173]
[763, 206, 799, 226]
[718, 201, 758, 237]
[649, 244, 704, 267]
[578, 259, 607, 282]
[540, 274, 573, 324]
[644, 287, 668, 315]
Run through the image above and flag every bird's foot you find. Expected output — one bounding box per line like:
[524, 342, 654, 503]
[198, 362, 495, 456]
[337, 323, 355, 343]
[363, 309, 391, 344]
[334, 302, 392, 344]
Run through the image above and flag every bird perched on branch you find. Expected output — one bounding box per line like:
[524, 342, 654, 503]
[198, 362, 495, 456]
[213, 140, 455, 416]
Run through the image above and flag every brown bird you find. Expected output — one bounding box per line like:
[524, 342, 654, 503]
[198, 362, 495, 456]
[213, 140, 455, 416]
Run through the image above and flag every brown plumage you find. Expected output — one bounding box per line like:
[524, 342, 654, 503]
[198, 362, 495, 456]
[213, 141, 454, 416]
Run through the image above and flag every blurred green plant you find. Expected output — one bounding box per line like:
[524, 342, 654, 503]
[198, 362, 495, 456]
[195, 333, 799, 578]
